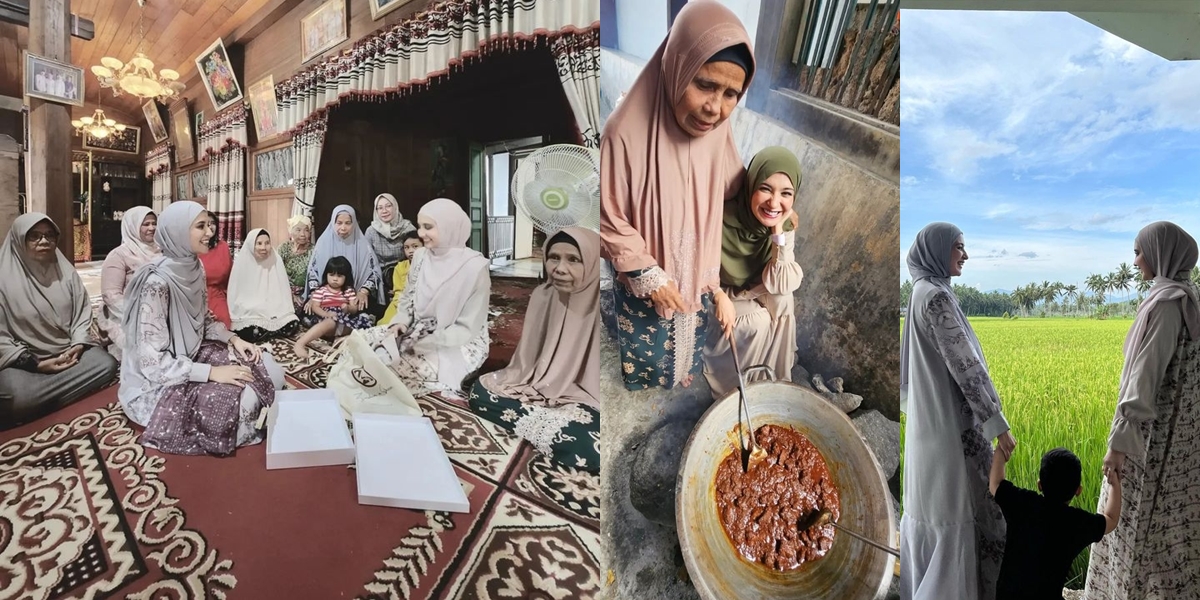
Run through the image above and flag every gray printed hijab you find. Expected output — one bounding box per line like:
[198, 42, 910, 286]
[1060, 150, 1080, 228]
[899, 222, 968, 410]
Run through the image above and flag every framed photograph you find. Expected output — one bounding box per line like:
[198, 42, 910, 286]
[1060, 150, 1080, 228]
[192, 168, 209, 198]
[83, 125, 140, 155]
[301, 0, 348, 64]
[23, 52, 84, 106]
[247, 75, 282, 141]
[194, 38, 244, 112]
[251, 144, 295, 192]
[176, 174, 190, 201]
[369, 0, 418, 20]
[169, 100, 195, 167]
[195, 110, 205, 133]
[143, 100, 168, 143]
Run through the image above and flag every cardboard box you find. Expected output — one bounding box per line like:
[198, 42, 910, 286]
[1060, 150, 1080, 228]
[265, 389, 356, 470]
[353, 413, 470, 513]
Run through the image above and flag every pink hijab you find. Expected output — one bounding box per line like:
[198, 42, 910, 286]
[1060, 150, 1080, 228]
[414, 198, 489, 328]
[599, 0, 754, 315]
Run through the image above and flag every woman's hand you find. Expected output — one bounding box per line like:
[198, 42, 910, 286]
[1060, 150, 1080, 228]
[649, 280, 686, 314]
[230, 336, 261, 362]
[389, 322, 408, 336]
[210, 364, 254, 387]
[37, 353, 77, 374]
[64, 344, 85, 362]
[355, 289, 371, 311]
[995, 430, 1017, 460]
[714, 291, 736, 340]
[1103, 449, 1126, 481]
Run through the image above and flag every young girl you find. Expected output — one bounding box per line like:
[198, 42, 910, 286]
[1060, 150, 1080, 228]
[293, 256, 376, 359]
[381, 231, 424, 324]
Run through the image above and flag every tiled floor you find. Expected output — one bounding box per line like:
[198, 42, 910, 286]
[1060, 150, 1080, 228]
[490, 257, 542, 279]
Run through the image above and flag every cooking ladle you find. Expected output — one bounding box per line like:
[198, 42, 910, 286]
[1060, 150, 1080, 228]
[801, 508, 899, 558]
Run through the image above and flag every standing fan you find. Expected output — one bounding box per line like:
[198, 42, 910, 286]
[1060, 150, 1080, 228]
[510, 144, 600, 233]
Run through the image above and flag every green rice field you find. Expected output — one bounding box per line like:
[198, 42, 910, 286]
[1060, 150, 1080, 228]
[900, 317, 1131, 588]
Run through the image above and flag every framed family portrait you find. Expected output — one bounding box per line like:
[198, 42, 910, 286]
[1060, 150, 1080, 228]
[170, 100, 195, 167]
[83, 125, 140, 155]
[369, 0, 418, 20]
[23, 52, 84, 106]
[248, 75, 282, 141]
[143, 100, 168, 143]
[301, 0, 349, 64]
[195, 38, 244, 112]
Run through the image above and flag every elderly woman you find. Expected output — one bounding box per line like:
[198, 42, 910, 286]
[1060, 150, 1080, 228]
[365, 193, 416, 296]
[387, 198, 490, 400]
[0, 214, 118, 429]
[600, 0, 754, 390]
[469, 228, 600, 473]
[702, 147, 804, 398]
[305, 205, 384, 315]
[228, 229, 301, 343]
[99, 206, 160, 359]
[278, 214, 314, 308]
[118, 201, 284, 456]
[1084, 221, 1200, 598]
[900, 222, 1016, 600]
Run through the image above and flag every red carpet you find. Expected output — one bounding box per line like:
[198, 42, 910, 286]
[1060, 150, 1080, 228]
[0, 277, 600, 599]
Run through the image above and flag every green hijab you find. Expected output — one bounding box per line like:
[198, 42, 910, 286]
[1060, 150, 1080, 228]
[720, 146, 802, 288]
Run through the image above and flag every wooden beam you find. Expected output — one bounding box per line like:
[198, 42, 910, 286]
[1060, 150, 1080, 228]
[27, 0, 74, 259]
[0, 0, 94, 40]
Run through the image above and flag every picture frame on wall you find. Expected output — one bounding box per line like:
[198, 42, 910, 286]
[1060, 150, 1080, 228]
[192, 168, 209, 199]
[369, 0, 418, 20]
[248, 75, 282, 141]
[23, 52, 84, 107]
[83, 125, 140, 155]
[195, 38, 244, 112]
[143, 100, 168, 143]
[195, 110, 205, 133]
[176, 174, 190, 201]
[301, 0, 349, 64]
[170, 100, 195, 168]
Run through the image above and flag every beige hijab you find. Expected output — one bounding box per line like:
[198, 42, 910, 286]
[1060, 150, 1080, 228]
[599, 0, 753, 314]
[0, 213, 92, 368]
[414, 198, 490, 328]
[480, 228, 600, 407]
[120, 206, 160, 262]
[228, 228, 300, 332]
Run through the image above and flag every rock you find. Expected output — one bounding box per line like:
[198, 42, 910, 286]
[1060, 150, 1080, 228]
[629, 417, 698, 527]
[825, 392, 863, 413]
[850, 409, 900, 482]
[812, 373, 831, 393]
[828, 376, 845, 393]
[790, 362, 813, 389]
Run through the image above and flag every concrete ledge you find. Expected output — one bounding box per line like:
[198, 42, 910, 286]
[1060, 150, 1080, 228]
[761, 88, 899, 183]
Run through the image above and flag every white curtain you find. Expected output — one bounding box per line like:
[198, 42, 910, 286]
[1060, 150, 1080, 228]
[144, 145, 172, 213]
[198, 104, 248, 247]
[291, 115, 326, 217]
[552, 28, 601, 148]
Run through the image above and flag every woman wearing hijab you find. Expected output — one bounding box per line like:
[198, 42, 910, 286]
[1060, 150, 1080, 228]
[228, 229, 301, 343]
[702, 147, 804, 398]
[199, 218, 233, 328]
[278, 214, 314, 308]
[469, 228, 600, 473]
[305, 205, 384, 314]
[0, 214, 118, 429]
[1084, 222, 1200, 598]
[99, 206, 161, 360]
[601, 0, 754, 391]
[118, 201, 285, 456]
[365, 193, 416, 294]
[387, 198, 490, 400]
[900, 222, 1016, 600]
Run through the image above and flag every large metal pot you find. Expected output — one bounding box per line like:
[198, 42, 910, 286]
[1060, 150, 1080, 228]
[676, 375, 895, 600]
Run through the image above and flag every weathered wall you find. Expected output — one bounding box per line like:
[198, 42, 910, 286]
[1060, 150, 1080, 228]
[0, 135, 19, 237]
[600, 48, 900, 419]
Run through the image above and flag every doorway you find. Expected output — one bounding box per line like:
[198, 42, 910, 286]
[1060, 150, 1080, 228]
[484, 136, 545, 267]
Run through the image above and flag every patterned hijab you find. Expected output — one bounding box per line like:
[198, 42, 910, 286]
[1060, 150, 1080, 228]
[720, 146, 801, 288]
[306, 205, 384, 302]
[370, 193, 416, 241]
[899, 222, 964, 403]
[119, 206, 160, 262]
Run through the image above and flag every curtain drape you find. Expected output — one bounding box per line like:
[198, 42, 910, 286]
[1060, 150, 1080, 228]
[290, 115, 326, 217]
[198, 104, 248, 247]
[552, 28, 600, 148]
[145, 143, 172, 213]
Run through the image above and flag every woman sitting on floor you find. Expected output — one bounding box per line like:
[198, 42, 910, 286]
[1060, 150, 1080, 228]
[199, 217, 233, 329]
[278, 214, 314, 309]
[386, 198, 490, 400]
[0, 213, 119, 430]
[469, 228, 600, 473]
[228, 228, 301, 343]
[381, 231, 423, 324]
[118, 201, 284, 456]
[304, 205, 385, 319]
[99, 206, 160, 360]
[365, 193, 416, 298]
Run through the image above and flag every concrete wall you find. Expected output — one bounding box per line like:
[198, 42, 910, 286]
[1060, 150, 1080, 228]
[601, 49, 900, 420]
[614, 0, 668, 62]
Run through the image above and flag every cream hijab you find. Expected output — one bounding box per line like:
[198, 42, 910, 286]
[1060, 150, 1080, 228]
[0, 213, 92, 368]
[599, 0, 754, 315]
[228, 228, 300, 332]
[370, 193, 415, 241]
[481, 228, 600, 407]
[414, 198, 490, 328]
[120, 206, 160, 262]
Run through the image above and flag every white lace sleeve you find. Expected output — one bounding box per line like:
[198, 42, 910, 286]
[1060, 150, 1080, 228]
[925, 289, 1009, 440]
[626, 266, 669, 297]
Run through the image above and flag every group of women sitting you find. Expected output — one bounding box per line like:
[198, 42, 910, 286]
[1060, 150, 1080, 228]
[0, 191, 600, 474]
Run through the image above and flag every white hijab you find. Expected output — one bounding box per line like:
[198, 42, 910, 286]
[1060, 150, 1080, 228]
[120, 206, 160, 262]
[228, 228, 299, 332]
[414, 198, 489, 328]
[370, 193, 415, 241]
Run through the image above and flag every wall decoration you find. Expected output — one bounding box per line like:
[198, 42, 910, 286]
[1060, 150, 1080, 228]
[301, 0, 349, 64]
[83, 125, 140, 155]
[195, 110, 205, 133]
[192, 168, 209, 198]
[23, 52, 84, 106]
[194, 38, 244, 112]
[248, 75, 282, 141]
[143, 100, 168, 143]
[176, 173, 190, 201]
[169, 101, 195, 168]
[369, 0, 418, 20]
[252, 145, 294, 192]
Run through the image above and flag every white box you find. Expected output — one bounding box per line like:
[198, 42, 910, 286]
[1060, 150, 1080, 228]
[353, 413, 471, 513]
[266, 389, 356, 470]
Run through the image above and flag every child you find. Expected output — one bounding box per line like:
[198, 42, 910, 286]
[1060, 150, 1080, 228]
[381, 231, 423, 324]
[293, 256, 376, 359]
[990, 444, 1122, 599]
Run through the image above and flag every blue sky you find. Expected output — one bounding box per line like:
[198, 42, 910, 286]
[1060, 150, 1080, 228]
[900, 10, 1200, 293]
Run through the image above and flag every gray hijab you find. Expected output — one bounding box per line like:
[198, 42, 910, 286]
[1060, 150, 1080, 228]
[306, 204, 385, 302]
[900, 222, 965, 408]
[0, 213, 91, 368]
[122, 201, 209, 358]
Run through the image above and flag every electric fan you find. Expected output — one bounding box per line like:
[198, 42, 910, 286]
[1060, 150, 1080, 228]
[510, 144, 599, 233]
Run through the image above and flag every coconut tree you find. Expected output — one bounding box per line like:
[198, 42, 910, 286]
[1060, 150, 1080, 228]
[1063, 284, 1078, 316]
[1086, 274, 1107, 314]
[1114, 263, 1134, 300]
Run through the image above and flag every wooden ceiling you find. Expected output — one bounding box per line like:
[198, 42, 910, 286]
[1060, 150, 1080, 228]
[0, 0, 304, 118]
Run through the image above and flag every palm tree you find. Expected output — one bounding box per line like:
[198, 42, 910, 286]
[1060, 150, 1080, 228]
[1136, 277, 1152, 297]
[1114, 263, 1134, 300]
[1063, 284, 1078, 315]
[1086, 274, 1107, 313]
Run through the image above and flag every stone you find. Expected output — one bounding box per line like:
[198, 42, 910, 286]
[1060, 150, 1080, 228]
[828, 376, 845, 393]
[825, 392, 863, 414]
[791, 362, 814, 389]
[812, 373, 831, 393]
[850, 409, 901, 482]
[629, 418, 698, 527]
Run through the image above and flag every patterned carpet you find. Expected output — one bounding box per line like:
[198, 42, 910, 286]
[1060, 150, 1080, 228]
[0, 277, 601, 599]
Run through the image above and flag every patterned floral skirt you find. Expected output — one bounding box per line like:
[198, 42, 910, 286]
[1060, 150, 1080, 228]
[613, 283, 712, 390]
[468, 380, 599, 473]
[302, 307, 376, 331]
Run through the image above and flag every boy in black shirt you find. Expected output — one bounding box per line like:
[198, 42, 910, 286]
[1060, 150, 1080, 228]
[989, 445, 1122, 599]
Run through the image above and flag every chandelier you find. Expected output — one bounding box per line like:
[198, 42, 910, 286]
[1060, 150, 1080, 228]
[90, 0, 184, 102]
[71, 107, 126, 139]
